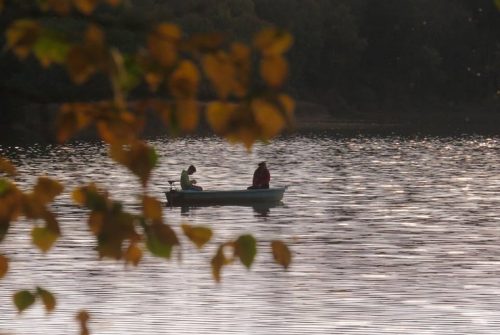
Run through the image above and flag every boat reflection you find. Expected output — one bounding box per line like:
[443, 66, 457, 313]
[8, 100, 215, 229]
[174, 201, 284, 217]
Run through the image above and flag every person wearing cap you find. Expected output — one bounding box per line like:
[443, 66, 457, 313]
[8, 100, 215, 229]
[248, 161, 270, 189]
[180, 165, 203, 191]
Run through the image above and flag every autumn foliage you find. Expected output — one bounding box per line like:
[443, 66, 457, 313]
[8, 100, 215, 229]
[0, 0, 293, 331]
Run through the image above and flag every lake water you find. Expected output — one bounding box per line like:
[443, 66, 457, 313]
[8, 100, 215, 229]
[2, 134, 500, 334]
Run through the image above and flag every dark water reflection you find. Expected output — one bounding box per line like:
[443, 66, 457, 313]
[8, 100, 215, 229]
[2, 135, 500, 334]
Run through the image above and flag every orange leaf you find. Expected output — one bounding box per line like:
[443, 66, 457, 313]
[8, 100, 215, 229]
[145, 71, 164, 92]
[0, 157, 16, 176]
[66, 45, 96, 84]
[181, 224, 212, 249]
[253, 27, 293, 56]
[0, 254, 8, 278]
[105, 0, 122, 6]
[205, 102, 236, 134]
[148, 23, 181, 67]
[88, 212, 104, 235]
[169, 60, 199, 98]
[202, 52, 236, 99]
[33, 177, 64, 205]
[84, 24, 105, 48]
[260, 55, 288, 88]
[251, 99, 286, 138]
[6, 20, 40, 60]
[77, 310, 90, 335]
[271, 240, 291, 269]
[175, 99, 199, 132]
[142, 195, 163, 222]
[36, 287, 56, 312]
[74, 0, 99, 15]
[42, 0, 72, 15]
[124, 242, 143, 266]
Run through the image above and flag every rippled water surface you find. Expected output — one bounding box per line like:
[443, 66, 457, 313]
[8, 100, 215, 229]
[2, 135, 500, 334]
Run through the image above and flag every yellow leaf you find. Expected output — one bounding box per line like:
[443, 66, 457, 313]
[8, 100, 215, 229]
[33, 177, 64, 205]
[253, 27, 293, 56]
[148, 23, 181, 67]
[143, 195, 162, 222]
[202, 52, 236, 99]
[124, 242, 143, 266]
[251, 99, 286, 138]
[72, 187, 87, 206]
[6, 20, 40, 60]
[74, 0, 99, 15]
[32, 226, 59, 252]
[0, 157, 16, 176]
[175, 99, 199, 132]
[260, 55, 288, 88]
[109, 141, 157, 187]
[205, 102, 236, 133]
[495, 0, 500, 11]
[0, 254, 8, 278]
[181, 224, 212, 249]
[271, 240, 291, 269]
[36, 287, 56, 312]
[169, 60, 199, 98]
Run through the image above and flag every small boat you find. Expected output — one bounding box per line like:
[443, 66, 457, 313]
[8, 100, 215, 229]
[165, 187, 287, 206]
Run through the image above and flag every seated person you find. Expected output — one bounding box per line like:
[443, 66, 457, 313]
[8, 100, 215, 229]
[180, 165, 203, 191]
[248, 161, 270, 189]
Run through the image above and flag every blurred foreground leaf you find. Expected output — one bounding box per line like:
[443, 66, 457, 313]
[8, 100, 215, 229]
[13, 290, 36, 313]
[181, 224, 212, 249]
[235, 234, 257, 269]
[271, 240, 292, 269]
[0, 254, 8, 278]
[36, 287, 56, 312]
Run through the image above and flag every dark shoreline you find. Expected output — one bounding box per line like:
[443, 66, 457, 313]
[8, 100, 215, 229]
[1, 100, 499, 145]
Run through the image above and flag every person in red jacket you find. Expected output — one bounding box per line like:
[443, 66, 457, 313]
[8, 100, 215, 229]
[248, 161, 270, 189]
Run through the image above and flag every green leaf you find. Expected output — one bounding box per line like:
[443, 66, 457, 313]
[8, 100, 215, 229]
[235, 234, 257, 268]
[36, 287, 56, 312]
[32, 226, 58, 252]
[496, 0, 500, 11]
[33, 30, 70, 67]
[146, 223, 179, 259]
[0, 178, 10, 195]
[13, 290, 36, 313]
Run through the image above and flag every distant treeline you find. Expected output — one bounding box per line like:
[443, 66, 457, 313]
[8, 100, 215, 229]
[1, 0, 499, 123]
